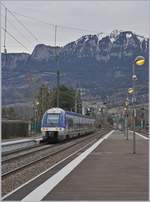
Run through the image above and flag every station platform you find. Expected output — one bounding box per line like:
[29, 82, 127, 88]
[2, 134, 42, 143]
[2, 134, 42, 153]
[2, 130, 148, 201]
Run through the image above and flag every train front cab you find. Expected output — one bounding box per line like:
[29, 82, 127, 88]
[41, 111, 65, 143]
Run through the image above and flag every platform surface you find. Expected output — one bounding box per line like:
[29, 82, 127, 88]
[3, 130, 148, 201]
[2, 134, 42, 144]
[43, 130, 148, 201]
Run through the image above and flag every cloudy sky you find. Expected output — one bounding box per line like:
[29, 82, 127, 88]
[1, 0, 149, 53]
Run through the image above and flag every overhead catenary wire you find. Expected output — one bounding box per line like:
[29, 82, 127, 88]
[8, 10, 40, 43]
[1, 2, 148, 41]
[15, 12, 98, 33]
[1, 2, 147, 55]
[1, 2, 113, 51]
[1, 26, 30, 52]
[1, 2, 99, 34]
[1, 3, 40, 43]
[9, 10, 98, 33]
[1, 14, 34, 45]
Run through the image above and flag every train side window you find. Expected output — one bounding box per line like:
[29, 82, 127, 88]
[68, 118, 73, 129]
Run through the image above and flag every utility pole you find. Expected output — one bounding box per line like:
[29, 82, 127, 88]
[75, 89, 78, 113]
[56, 69, 60, 107]
[4, 7, 7, 53]
[54, 25, 60, 107]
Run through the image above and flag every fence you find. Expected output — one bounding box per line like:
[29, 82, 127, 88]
[2, 120, 41, 139]
[2, 120, 30, 139]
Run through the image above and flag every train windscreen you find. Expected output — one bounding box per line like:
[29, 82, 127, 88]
[47, 113, 60, 127]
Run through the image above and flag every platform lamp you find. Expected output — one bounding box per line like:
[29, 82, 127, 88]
[34, 101, 39, 133]
[124, 97, 129, 140]
[131, 56, 145, 154]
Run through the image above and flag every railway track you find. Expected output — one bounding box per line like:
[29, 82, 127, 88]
[2, 133, 96, 164]
[2, 130, 108, 178]
[2, 143, 42, 157]
[2, 144, 54, 163]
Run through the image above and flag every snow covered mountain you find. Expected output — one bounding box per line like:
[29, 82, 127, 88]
[60, 30, 148, 60]
[2, 30, 149, 105]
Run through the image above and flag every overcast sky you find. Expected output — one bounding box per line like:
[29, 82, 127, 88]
[1, 1, 149, 53]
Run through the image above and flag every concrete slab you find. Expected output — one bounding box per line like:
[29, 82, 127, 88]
[43, 130, 148, 201]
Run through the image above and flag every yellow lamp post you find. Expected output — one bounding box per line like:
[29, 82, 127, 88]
[132, 56, 145, 154]
[124, 97, 129, 140]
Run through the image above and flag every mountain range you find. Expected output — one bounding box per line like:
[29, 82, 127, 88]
[2, 30, 149, 105]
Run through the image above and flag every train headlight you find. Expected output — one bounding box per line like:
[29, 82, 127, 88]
[42, 128, 48, 131]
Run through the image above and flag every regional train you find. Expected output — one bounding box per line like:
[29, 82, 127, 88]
[41, 107, 96, 143]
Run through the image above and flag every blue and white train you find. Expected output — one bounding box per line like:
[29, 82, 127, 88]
[41, 107, 95, 143]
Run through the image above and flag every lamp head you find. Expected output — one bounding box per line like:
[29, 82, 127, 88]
[134, 56, 145, 66]
[132, 75, 138, 81]
[124, 107, 127, 111]
[125, 101, 129, 106]
[128, 88, 134, 94]
[36, 101, 39, 105]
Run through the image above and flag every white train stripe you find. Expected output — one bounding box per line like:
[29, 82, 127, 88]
[21, 130, 114, 201]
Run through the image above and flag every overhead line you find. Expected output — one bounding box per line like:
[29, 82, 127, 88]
[1, 3, 99, 33]
[12, 11, 98, 33]
[1, 14, 33, 44]
[1, 3, 40, 43]
[8, 10, 40, 43]
[1, 2, 148, 40]
[7, 10, 54, 27]
[11, 11, 98, 32]
[1, 26, 30, 52]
